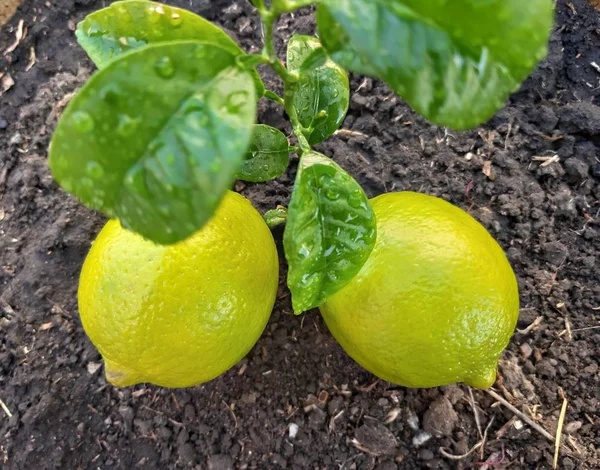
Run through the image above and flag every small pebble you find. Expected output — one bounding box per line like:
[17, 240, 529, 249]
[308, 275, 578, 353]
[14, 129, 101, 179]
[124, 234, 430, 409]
[412, 431, 432, 447]
[406, 410, 420, 430]
[288, 423, 299, 439]
[9, 132, 22, 145]
[565, 421, 583, 434]
[87, 362, 101, 375]
[520, 343, 533, 359]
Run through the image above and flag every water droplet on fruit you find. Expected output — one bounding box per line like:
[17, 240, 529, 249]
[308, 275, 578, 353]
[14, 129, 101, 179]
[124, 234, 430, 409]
[71, 111, 94, 133]
[154, 56, 175, 78]
[158, 204, 170, 216]
[86, 161, 104, 179]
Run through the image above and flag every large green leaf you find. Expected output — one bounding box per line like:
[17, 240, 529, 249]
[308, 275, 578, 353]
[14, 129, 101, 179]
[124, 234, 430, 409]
[317, 0, 554, 129]
[283, 152, 376, 314]
[286, 35, 349, 145]
[49, 41, 256, 244]
[76, 0, 264, 96]
[238, 125, 290, 183]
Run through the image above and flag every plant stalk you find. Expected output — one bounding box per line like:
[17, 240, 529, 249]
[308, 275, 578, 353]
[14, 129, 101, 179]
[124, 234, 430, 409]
[259, 7, 311, 154]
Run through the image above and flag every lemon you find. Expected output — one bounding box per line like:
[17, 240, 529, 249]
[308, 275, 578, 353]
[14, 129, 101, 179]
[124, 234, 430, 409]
[78, 191, 279, 388]
[320, 192, 519, 389]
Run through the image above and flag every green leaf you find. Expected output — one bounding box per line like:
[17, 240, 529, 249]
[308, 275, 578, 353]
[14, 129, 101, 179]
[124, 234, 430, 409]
[286, 35, 349, 145]
[237, 125, 290, 182]
[283, 152, 376, 314]
[76, 0, 265, 96]
[49, 41, 256, 245]
[317, 0, 554, 129]
[273, 0, 315, 13]
[264, 206, 288, 229]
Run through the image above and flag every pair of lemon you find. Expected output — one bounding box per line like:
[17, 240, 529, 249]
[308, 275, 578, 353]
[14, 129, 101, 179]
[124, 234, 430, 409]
[79, 191, 518, 389]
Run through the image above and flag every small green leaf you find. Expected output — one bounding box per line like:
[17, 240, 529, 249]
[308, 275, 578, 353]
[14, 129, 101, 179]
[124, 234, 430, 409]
[237, 125, 290, 182]
[317, 0, 554, 129]
[264, 206, 288, 229]
[287, 35, 349, 145]
[76, 0, 264, 96]
[283, 152, 376, 314]
[49, 41, 256, 244]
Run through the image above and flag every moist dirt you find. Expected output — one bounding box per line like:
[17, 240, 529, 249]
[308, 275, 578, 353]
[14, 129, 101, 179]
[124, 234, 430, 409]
[1, 1, 599, 469]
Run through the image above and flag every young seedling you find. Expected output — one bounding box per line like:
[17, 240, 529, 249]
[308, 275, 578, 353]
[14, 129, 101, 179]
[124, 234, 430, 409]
[49, 0, 554, 314]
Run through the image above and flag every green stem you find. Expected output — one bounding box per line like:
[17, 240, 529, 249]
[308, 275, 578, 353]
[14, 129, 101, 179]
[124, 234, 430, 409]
[259, 7, 311, 154]
[264, 90, 285, 105]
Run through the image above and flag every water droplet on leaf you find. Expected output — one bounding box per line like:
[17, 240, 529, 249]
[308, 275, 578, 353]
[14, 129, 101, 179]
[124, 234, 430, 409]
[71, 111, 94, 133]
[154, 56, 175, 78]
[325, 187, 340, 201]
[298, 244, 311, 258]
[170, 12, 183, 28]
[125, 166, 146, 194]
[348, 190, 363, 208]
[86, 161, 105, 179]
[117, 114, 140, 137]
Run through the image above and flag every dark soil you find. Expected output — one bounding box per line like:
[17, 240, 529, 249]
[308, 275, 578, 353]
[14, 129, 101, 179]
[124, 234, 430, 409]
[1, 1, 599, 469]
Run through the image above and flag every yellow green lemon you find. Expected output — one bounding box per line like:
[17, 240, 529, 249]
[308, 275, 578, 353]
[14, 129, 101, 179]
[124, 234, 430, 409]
[78, 191, 279, 388]
[320, 192, 519, 389]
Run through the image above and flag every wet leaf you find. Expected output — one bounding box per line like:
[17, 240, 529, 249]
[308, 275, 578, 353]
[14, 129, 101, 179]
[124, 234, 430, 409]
[237, 125, 290, 182]
[49, 41, 256, 244]
[283, 152, 376, 314]
[76, 0, 264, 96]
[317, 0, 554, 129]
[286, 35, 349, 145]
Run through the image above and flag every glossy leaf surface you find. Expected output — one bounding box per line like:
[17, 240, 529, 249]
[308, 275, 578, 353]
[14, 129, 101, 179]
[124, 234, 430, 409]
[317, 0, 554, 129]
[238, 125, 290, 183]
[283, 152, 376, 314]
[76, 0, 264, 96]
[287, 35, 349, 145]
[49, 41, 256, 244]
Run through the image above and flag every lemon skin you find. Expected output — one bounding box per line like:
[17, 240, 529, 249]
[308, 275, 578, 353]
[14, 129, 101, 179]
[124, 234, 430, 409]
[320, 192, 519, 389]
[78, 191, 279, 388]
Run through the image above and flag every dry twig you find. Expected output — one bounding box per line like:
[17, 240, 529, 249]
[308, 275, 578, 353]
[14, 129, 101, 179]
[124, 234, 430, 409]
[554, 390, 568, 469]
[0, 398, 12, 418]
[485, 389, 556, 443]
